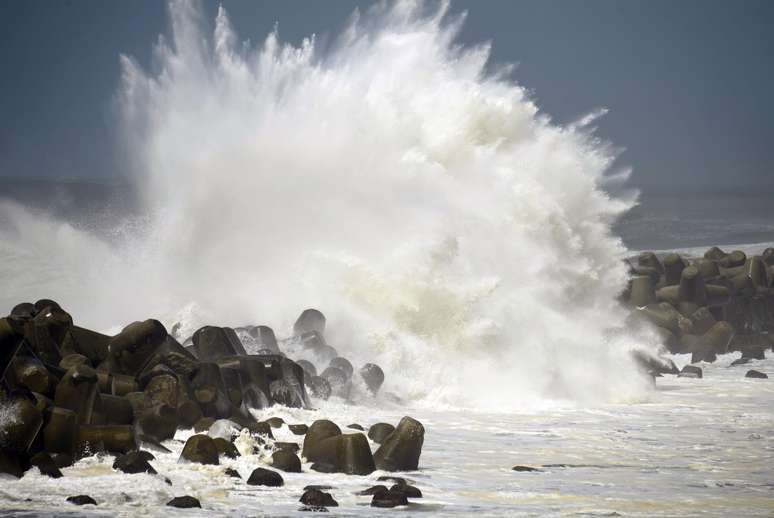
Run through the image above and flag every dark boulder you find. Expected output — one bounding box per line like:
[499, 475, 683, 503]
[512, 465, 541, 472]
[77, 425, 138, 455]
[741, 346, 766, 360]
[224, 467, 241, 478]
[357, 485, 388, 496]
[246, 467, 284, 487]
[0, 449, 30, 478]
[368, 423, 395, 444]
[167, 496, 201, 508]
[373, 417, 424, 471]
[61, 326, 110, 366]
[359, 363, 385, 394]
[294, 309, 326, 336]
[192, 326, 246, 361]
[307, 376, 332, 400]
[67, 495, 97, 506]
[390, 482, 422, 499]
[179, 434, 219, 465]
[328, 357, 353, 379]
[112, 451, 157, 474]
[134, 403, 178, 443]
[321, 366, 350, 399]
[24, 306, 73, 366]
[110, 374, 139, 397]
[308, 433, 375, 475]
[192, 417, 214, 433]
[266, 417, 284, 428]
[296, 360, 317, 378]
[0, 318, 25, 380]
[371, 486, 408, 508]
[101, 394, 134, 425]
[177, 399, 204, 429]
[43, 407, 78, 454]
[213, 437, 240, 459]
[54, 364, 99, 424]
[289, 424, 308, 435]
[9, 355, 53, 395]
[30, 452, 63, 478]
[746, 370, 768, 379]
[59, 353, 91, 371]
[108, 319, 167, 376]
[302, 420, 342, 461]
[0, 396, 43, 453]
[731, 357, 751, 366]
[300, 488, 338, 507]
[272, 449, 302, 472]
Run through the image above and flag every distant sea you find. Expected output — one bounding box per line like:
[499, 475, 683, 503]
[1, 178, 772, 253]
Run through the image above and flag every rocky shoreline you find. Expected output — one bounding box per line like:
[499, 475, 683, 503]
[625, 245, 773, 379]
[0, 306, 424, 511]
[1, 244, 771, 513]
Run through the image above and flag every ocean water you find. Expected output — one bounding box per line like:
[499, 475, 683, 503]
[1, 352, 772, 517]
[1, 2, 772, 516]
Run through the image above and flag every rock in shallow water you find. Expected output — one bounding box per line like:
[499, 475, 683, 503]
[30, 452, 63, 478]
[374, 416, 425, 471]
[745, 369, 768, 379]
[247, 467, 284, 487]
[272, 449, 302, 472]
[300, 488, 338, 507]
[67, 495, 97, 506]
[112, 451, 157, 474]
[678, 365, 703, 379]
[167, 495, 201, 508]
[179, 434, 219, 465]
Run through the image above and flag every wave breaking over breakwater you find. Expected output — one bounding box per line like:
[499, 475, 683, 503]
[0, 0, 653, 408]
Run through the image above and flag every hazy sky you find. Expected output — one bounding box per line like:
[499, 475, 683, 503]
[1, 0, 772, 192]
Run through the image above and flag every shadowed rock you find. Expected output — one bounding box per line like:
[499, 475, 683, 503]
[294, 309, 326, 336]
[167, 496, 201, 508]
[300, 488, 338, 507]
[247, 467, 284, 487]
[67, 495, 96, 506]
[368, 423, 395, 444]
[179, 434, 219, 465]
[373, 417, 425, 471]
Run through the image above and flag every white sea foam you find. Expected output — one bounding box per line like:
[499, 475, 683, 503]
[0, 0, 654, 409]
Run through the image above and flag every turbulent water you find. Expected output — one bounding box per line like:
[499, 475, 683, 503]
[0, 0, 653, 408]
[1, 1, 772, 516]
[1, 353, 772, 517]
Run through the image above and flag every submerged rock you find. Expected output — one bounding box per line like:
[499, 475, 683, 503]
[246, 467, 284, 487]
[512, 465, 541, 472]
[67, 495, 97, 506]
[112, 451, 157, 474]
[745, 370, 768, 379]
[300, 488, 338, 507]
[167, 496, 201, 508]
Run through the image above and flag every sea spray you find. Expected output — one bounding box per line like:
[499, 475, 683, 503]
[0, 0, 654, 408]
